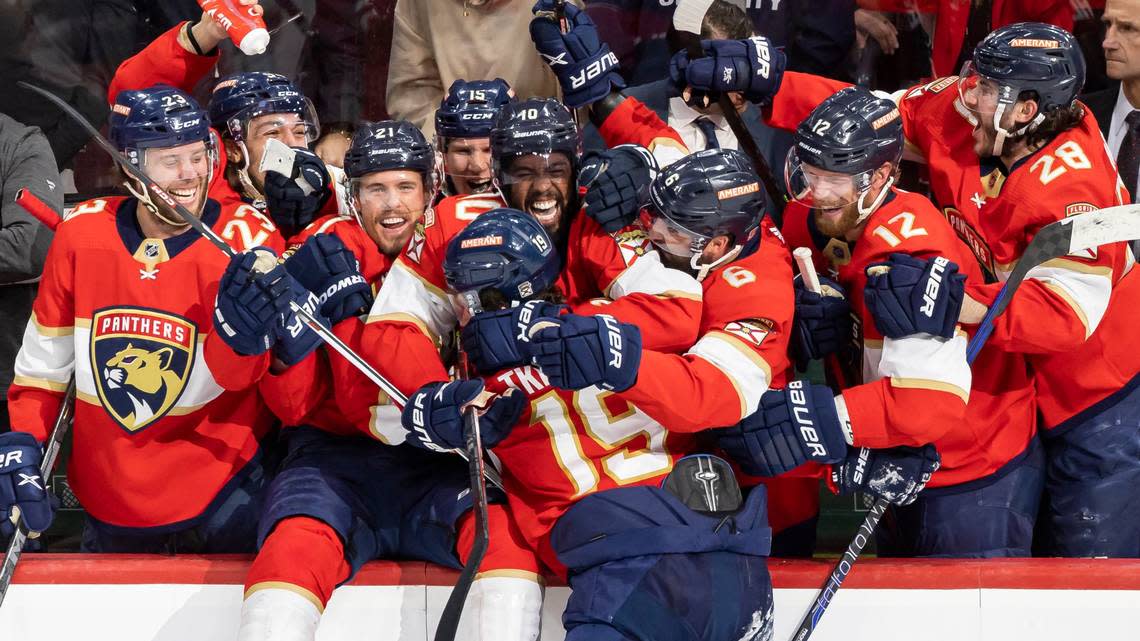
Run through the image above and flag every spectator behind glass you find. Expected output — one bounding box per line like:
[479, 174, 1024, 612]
[1081, 0, 1140, 202]
[386, 0, 581, 140]
[586, 0, 855, 86]
[0, 113, 59, 432]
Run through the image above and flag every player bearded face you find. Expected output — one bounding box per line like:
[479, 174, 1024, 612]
[801, 165, 864, 238]
[956, 70, 1035, 158]
[501, 152, 574, 237]
[444, 138, 494, 194]
[141, 141, 212, 220]
[241, 112, 316, 191]
[353, 169, 426, 257]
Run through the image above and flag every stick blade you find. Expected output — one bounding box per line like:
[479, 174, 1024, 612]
[1065, 204, 1140, 255]
[673, 0, 716, 34]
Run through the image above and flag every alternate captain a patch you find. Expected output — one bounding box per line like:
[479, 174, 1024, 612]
[90, 307, 197, 433]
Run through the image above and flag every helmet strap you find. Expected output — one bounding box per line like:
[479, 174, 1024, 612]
[989, 98, 1046, 157]
[236, 140, 265, 202]
[855, 174, 895, 224]
[691, 243, 742, 283]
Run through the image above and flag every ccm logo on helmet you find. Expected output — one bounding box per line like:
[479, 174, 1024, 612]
[788, 380, 829, 458]
[570, 51, 619, 89]
[920, 256, 950, 318]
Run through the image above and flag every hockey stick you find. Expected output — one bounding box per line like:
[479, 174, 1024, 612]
[16, 81, 508, 490]
[15, 189, 62, 231]
[790, 202, 1140, 641]
[673, 0, 785, 209]
[793, 247, 852, 389]
[0, 377, 76, 608]
[432, 315, 492, 641]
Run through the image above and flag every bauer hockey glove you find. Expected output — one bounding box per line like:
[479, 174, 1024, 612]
[669, 37, 786, 106]
[284, 233, 373, 324]
[529, 313, 642, 392]
[830, 444, 941, 506]
[791, 274, 853, 366]
[461, 301, 568, 375]
[715, 380, 848, 477]
[864, 253, 966, 340]
[263, 147, 332, 236]
[214, 249, 294, 356]
[530, 0, 625, 108]
[579, 144, 658, 234]
[402, 380, 526, 452]
[272, 277, 330, 367]
[0, 432, 54, 539]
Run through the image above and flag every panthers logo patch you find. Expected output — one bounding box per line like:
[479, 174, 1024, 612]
[90, 307, 197, 433]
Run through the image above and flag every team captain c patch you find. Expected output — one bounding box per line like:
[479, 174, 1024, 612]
[90, 307, 197, 433]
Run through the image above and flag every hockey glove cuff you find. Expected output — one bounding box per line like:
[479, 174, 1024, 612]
[830, 444, 940, 506]
[864, 253, 965, 339]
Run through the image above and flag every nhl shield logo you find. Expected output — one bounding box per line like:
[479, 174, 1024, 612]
[90, 307, 197, 433]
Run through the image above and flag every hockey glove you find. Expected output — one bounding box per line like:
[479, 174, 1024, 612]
[402, 380, 526, 452]
[530, 0, 625, 108]
[214, 249, 293, 356]
[272, 277, 330, 367]
[0, 432, 54, 539]
[284, 233, 373, 324]
[714, 380, 847, 477]
[830, 445, 940, 506]
[529, 313, 642, 392]
[668, 37, 786, 105]
[579, 144, 658, 234]
[263, 147, 332, 236]
[461, 301, 568, 375]
[864, 253, 966, 340]
[791, 274, 853, 366]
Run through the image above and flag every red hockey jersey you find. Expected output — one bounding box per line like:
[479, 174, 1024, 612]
[770, 71, 1139, 431]
[7, 196, 283, 528]
[620, 224, 795, 432]
[782, 189, 1037, 488]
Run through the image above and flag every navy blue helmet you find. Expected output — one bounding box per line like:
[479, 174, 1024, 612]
[646, 148, 765, 253]
[971, 22, 1085, 114]
[109, 85, 212, 169]
[343, 120, 436, 183]
[444, 208, 560, 303]
[208, 72, 319, 142]
[490, 98, 581, 188]
[436, 78, 516, 141]
[791, 86, 903, 178]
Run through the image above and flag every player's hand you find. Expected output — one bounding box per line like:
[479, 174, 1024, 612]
[529, 313, 642, 392]
[271, 277, 330, 367]
[193, 0, 264, 53]
[713, 380, 847, 477]
[0, 432, 54, 539]
[579, 144, 658, 234]
[854, 9, 899, 55]
[402, 381, 526, 451]
[284, 234, 373, 324]
[214, 249, 294, 356]
[864, 254, 966, 340]
[530, 0, 625, 108]
[263, 147, 333, 237]
[791, 275, 852, 367]
[314, 131, 352, 168]
[461, 301, 568, 374]
[668, 37, 786, 106]
[830, 444, 940, 506]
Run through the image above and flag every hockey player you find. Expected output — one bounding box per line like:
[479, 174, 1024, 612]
[675, 23, 1140, 557]
[399, 208, 938, 641]
[359, 97, 704, 418]
[436, 78, 517, 196]
[210, 120, 547, 641]
[729, 88, 1042, 557]
[107, 8, 336, 237]
[4, 86, 291, 552]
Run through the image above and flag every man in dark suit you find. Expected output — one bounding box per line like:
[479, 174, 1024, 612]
[583, 0, 792, 199]
[1081, 0, 1139, 202]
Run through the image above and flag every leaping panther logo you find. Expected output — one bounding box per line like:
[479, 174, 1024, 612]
[91, 307, 196, 433]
